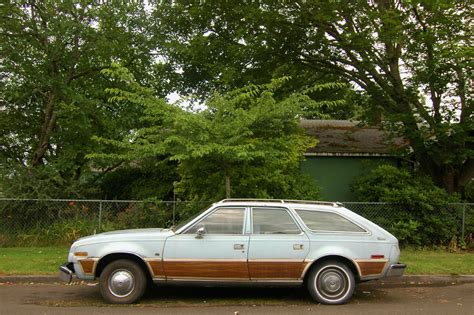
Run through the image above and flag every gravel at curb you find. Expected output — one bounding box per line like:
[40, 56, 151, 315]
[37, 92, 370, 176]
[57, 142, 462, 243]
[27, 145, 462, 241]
[0, 274, 473, 285]
[0, 275, 63, 284]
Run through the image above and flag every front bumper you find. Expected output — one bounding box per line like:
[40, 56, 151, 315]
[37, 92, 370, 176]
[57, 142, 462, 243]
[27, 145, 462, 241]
[386, 263, 406, 277]
[58, 263, 74, 283]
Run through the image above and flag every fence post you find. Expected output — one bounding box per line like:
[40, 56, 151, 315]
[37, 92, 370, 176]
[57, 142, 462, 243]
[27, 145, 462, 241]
[98, 200, 103, 233]
[461, 203, 465, 241]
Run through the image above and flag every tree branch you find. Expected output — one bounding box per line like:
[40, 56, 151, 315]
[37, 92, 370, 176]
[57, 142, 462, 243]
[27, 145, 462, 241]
[412, 6, 442, 124]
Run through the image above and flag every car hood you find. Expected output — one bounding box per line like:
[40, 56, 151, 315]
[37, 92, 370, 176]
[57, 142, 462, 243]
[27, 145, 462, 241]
[98, 228, 167, 235]
[73, 228, 174, 247]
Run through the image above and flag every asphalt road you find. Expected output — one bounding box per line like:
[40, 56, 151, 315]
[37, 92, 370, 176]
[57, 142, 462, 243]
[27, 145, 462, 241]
[0, 278, 473, 315]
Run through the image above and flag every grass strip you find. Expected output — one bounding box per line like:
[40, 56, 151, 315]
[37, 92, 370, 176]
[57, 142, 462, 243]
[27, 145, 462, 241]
[400, 248, 474, 275]
[0, 247, 69, 275]
[0, 247, 472, 275]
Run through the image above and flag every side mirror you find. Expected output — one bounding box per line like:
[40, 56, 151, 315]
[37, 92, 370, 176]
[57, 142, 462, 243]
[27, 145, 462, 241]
[195, 226, 206, 239]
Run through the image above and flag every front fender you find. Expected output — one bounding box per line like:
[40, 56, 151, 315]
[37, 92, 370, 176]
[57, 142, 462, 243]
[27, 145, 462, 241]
[72, 240, 165, 279]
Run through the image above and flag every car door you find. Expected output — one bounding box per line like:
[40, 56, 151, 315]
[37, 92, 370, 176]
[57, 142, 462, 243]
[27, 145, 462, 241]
[248, 207, 310, 280]
[162, 206, 250, 280]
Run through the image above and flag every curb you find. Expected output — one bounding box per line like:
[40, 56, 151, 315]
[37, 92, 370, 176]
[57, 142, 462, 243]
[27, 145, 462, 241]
[0, 274, 473, 285]
[369, 275, 474, 288]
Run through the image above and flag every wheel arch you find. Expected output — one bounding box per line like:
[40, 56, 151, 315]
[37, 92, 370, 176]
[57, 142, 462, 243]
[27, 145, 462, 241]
[303, 255, 360, 282]
[95, 253, 152, 281]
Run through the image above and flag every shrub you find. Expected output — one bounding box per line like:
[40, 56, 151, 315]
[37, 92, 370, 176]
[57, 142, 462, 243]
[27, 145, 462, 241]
[463, 179, 474, 202]
[112, 201, 172, 230]
[389, 219, 421, 245]
[352, 165, 460, 245]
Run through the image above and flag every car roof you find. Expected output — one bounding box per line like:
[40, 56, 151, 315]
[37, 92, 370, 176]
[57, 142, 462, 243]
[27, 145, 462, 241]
[214, 199, 343, 211]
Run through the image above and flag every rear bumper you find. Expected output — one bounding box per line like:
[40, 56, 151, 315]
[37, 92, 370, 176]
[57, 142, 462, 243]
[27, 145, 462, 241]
[58, 263, 74, 283]
[386, 263, 406, 277]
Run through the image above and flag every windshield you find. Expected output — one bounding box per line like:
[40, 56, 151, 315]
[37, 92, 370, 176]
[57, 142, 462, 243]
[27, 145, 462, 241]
[170, 210, 205, 232]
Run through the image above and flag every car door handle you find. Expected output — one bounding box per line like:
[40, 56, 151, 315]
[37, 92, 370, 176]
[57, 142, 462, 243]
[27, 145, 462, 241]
[233, 244, 245, 250]
[293, 244, 304, 250]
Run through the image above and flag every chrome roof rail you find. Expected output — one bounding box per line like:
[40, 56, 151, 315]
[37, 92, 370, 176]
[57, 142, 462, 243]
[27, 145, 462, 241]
[219, 199, 341, 207]
[220, 198, 285, 204]
[282, 199, 342, 207]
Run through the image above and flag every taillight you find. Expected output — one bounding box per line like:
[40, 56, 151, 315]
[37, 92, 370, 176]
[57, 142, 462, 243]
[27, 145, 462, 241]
[371, 254, 385, 259]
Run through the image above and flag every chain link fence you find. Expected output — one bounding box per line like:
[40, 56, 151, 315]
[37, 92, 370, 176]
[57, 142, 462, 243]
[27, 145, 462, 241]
[0, 199, 472, 247]
[0, 199, 211, 247]
[343, 202, 473, 247]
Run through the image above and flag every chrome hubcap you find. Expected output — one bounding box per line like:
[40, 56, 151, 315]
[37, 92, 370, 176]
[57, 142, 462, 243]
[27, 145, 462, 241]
[316, 267, 348, 300]
[322, 273, 342, 293]
[108, 269, 135, 298]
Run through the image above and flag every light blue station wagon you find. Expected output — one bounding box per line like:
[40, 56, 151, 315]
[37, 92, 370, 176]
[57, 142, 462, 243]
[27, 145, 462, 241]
[59, 199, 406, 304]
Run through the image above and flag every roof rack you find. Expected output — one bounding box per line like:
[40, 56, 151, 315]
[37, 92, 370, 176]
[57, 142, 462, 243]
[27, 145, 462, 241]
[219, 199, 342, 207]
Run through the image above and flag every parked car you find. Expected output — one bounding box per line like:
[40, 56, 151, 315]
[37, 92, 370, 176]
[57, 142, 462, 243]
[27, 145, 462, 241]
[59, 199, 406, 304]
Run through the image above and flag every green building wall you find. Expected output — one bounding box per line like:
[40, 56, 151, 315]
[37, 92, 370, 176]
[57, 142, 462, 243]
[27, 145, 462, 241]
[301, 156, 398, 202]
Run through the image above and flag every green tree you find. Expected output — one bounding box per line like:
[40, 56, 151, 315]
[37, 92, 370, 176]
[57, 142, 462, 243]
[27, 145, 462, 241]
[168, 80, 319, 200]
[91, 66, 320, 201]
[152, 1, 359, 118]
[0, 1, 161, 197]
[152, 0, 473, 193]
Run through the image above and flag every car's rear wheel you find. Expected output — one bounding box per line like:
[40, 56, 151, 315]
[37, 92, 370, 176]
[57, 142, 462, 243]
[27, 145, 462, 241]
[307, 260, 355, 305]
[99, 259, 147, 304]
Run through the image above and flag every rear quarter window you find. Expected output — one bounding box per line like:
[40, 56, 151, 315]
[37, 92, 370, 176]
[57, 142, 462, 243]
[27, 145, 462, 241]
[295, 209, 367, 233]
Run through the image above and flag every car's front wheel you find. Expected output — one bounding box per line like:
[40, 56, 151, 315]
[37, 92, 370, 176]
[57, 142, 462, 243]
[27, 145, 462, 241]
[307, 260, 355, 305]
[99, 259, 147, 304]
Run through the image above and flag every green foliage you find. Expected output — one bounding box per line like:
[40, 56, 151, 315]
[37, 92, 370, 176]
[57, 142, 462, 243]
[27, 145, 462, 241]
[3, 0, 469, 204]
[0, 200, 98, 246]
[98, 158, 178, 200]
[152, 1, 473, 193]
[0, 217, 97, 247]
[353, 165, 457, 205]
[169, 79, 319, 200]
[112, 201, 173, 230]
[463, 180, 474, 202]
[0, 199, 212, 246]
[0, 1, 159, 198]
[90, 66, 321, 201]
[153, 2, 360, 117]
[352, 165, 461, 245]
[389, 219, 421, 245]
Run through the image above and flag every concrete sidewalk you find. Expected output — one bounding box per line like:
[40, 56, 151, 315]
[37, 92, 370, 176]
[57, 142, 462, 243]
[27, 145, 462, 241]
[1, 274, 473, 286]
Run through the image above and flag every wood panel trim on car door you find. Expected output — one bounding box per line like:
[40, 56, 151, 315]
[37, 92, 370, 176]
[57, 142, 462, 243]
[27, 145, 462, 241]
[162, 259, 249, 279]
[144, 258, 165, 278]
[248, 260, 308, 279]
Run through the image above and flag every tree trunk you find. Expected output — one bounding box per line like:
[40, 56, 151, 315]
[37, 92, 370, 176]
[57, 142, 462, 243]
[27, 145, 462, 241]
[31, 91, 57, 166]
[443, 167, 456, 194]
[225, 174, 231, 199]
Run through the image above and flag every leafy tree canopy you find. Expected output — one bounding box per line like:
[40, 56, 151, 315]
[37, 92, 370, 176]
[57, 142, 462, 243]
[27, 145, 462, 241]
[0, 1, 163, 198]
[2, 1, 471, 200]
[90, 66, 320, 201]
[152, 0, 473, 193]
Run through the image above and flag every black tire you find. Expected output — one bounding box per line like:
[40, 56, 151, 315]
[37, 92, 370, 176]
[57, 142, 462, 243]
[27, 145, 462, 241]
[99, 259, 147, 304]
[307, 260, 355, 305]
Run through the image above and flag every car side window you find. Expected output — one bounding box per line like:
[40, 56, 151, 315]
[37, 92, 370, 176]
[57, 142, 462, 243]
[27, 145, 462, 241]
[296, 209, 366, 232]
[185, 207, 245, 235]
[252, 208, 301, 234]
